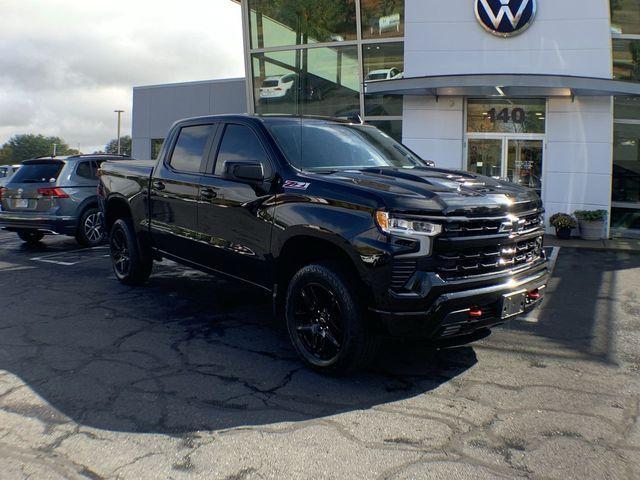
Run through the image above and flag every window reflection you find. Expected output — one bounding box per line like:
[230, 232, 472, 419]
[361, 0, 404, 39]
[613, 123, 640, 204]
[363, 42, 404, 116]
[613, 39, 640, 82]
[252, 46, 360, 117]
[611, 0, 640, 35]
[249, 0, 357, 49]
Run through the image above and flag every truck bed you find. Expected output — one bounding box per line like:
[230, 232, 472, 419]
[100, 159, 155, 179]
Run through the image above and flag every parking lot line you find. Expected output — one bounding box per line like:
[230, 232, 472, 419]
[30, 246, 110, 266]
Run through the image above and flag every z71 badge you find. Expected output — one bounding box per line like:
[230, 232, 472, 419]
[283, 180, 311, 190]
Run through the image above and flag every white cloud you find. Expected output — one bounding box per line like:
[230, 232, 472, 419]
[0, 0, 245, 153]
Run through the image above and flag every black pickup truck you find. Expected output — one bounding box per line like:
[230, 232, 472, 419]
[99, 115, 549, 374]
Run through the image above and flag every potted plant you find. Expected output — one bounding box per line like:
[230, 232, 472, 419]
[549, 213, 577, 239]
[574, 210, 608, 241]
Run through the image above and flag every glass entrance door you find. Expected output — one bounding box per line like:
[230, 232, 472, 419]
[507, 140, 543, 196]
[467, 137, 544, 196]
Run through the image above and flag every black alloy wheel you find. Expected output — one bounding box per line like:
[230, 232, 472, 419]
[110, 226, 130, 278]
[108, 218, 152, 285]
[291, 282, 345, 363]
[285, 262, 378, 374]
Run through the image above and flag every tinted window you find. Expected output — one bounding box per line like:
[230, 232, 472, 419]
[170, 125, 214, 173]
[76, 162, 94, 180]
[268, 122, 425, 172]
[11, 162, 63, 184]
[214, 124, 270, 176]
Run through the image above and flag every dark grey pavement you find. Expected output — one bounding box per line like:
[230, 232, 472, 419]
[0, 230, 638, 479]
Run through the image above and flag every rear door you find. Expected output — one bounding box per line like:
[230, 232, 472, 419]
[0, 161, 65, 213]
[149, 122, 218, 257]
[196, 122, 277, 287]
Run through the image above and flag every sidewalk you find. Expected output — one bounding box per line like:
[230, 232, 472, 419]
[544, 235, 640, 252]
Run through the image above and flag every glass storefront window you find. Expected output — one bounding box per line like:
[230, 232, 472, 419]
[615, 97, 640, 121]
[361, 0, 404, 39]
[151, 139, 164, 160]
[467, 99, 546, 134]
[613, 123, 640, 204]
[249, 0, 357, 49]
[252, 46, 360, 117]
[613, 39, 640, 82]
[362, 42, 404, 116]
[467, 139, 503, 178]
[366, 119, 402, 142]
[611, 0, 640, 35]
[611, 208, 640, 231]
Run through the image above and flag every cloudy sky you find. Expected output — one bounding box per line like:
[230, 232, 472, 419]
[0, 0, 245, 153]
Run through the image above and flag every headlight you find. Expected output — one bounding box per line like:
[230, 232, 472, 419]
[375, 211, 442, 237]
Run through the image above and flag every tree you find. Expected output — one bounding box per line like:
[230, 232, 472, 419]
[105, 136, 132, 156]
[0, 134, 80, 165]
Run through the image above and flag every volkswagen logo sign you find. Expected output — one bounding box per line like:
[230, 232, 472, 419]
[475, 0, 537, 38]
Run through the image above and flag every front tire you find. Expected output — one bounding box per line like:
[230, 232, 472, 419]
[17, 231, 44, 244]
[76, 207, 105, 247]
[109, 218, 152, 285]
[285, 262, 378, 375]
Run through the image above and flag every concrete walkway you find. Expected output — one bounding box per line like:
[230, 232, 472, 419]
[545, 235, 640, 252]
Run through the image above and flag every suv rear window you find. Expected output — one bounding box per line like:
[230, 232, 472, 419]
[11, 162, 63, 184]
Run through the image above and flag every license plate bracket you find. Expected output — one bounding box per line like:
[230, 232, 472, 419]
[501, 290, 527, 319]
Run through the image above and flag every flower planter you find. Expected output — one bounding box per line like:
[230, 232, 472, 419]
[555, 227, 572, 240]
[578, 220, 605, 241]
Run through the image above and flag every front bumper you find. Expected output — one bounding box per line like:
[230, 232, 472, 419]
[371, 260, 549, 342]
[0, 212, 77, 235]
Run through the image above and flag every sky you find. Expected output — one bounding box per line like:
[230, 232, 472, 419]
[0, 0, 245, 153]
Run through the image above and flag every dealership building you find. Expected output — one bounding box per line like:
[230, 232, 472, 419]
[132, 0, 640, 237]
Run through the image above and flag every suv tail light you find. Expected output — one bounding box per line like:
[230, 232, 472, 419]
[37, 187, 69, 198]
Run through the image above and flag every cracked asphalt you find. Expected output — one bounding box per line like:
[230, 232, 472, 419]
[0, 230, 639, 479]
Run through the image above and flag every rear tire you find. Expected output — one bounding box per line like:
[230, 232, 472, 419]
[17, 231, 44, 244]
[285, 262, 378, 375]
[76, 207, 105, 247]
[109, 218, 152, 285]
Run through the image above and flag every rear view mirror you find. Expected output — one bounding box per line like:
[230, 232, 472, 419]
[224, 161, 264, 184]
[425, 160, 436, 167]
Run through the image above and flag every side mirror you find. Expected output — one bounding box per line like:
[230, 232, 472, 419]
[425, 160, 436, 167]
[223, 161, 264, 184]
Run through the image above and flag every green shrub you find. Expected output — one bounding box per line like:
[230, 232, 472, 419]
[574, 210, 607, 222]
[549, 213, 577, 229]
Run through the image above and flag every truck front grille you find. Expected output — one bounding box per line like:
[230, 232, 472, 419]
[433, 211, 545, 280]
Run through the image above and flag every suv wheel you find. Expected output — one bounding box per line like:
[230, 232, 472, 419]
[17, 231, 44, 244]
[285, 262, 378, 375]
[109, 218, 152, 285]
[76, 207, 104, 247]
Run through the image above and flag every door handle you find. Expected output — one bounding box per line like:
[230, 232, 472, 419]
[152, 180, 165, 191]
[201, 188, 217, 200]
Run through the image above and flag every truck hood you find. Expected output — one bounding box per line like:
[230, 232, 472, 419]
[311, 167, 542, 216]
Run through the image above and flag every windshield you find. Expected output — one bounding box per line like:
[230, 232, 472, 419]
[268, 122, 427, 172]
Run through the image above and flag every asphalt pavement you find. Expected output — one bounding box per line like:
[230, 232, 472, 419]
[0, 230, 638, 479]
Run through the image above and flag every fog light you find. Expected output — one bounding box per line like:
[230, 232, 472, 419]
[468, 307, 483, 318]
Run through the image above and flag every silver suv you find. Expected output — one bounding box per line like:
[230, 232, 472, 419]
[0, 154, 131, 246]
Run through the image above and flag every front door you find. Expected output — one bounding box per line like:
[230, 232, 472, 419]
[467, 137, 544, 197]
[196, 122, 277, 288]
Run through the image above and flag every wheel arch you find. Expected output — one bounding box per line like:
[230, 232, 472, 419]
[273, 229, 373, 317]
